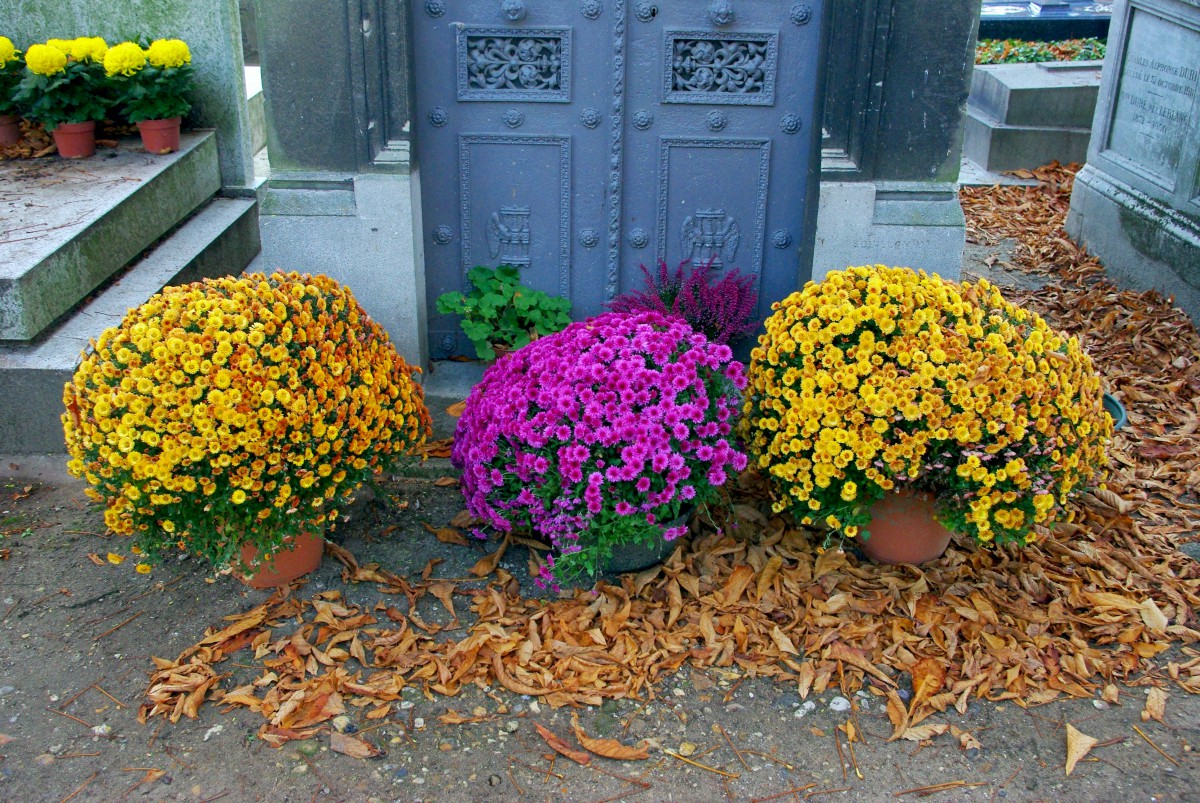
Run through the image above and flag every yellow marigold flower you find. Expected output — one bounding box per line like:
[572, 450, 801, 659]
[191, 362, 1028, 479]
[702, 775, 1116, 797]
[0, 37, 17, 68]
[25, 43, 67, 76]
[106, 552, 126, 565]
[69, 36, 107, 63]
[145, 38, 191, 69]
[45, 38, 73, 54]
[231, 489, 247, 504]
[103, 41, 146, 77]
[135, 563, 152, 574]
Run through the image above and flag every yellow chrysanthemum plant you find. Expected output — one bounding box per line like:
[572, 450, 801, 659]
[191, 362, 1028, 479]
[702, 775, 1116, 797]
[63, 272, 432, 574]
[103, 39, 193, 123]
[0, 36, 24, 118]
[741, 265, 1112, 550]
[13, 37, 111, 130]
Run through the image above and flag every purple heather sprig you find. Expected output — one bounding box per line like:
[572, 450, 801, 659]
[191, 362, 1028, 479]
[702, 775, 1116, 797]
[452, 310, 748, 587]
[607, 259, 759, 344]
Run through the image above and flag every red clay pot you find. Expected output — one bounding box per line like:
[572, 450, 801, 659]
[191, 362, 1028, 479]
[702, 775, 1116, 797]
[52, 121, 96, 158]
[858, 489, 953, 565]
[137, 117, 182, 154]
[0, 115, 21, 147]
[237, 530, 324, 588]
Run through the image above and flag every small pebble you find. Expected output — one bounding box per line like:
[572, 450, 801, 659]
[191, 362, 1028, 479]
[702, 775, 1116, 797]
[0, 686, 14, 696]
[1092, 700, 1109, 710]
[897, 688, 912, 701]
[725, 703, 744, 712]
[472, 706, 487, 717]
[332, 716, 353, 733]
[965, 747, 981, 760]
[488, 774, 502, 787]
[678, 742, 697, 757]
[413, 717, 425, 729]
[673, 688, 686, 697]
[411, 777, 425, 785]
[794, 701, 817, 719]
[829, 696, 852, 713]
[291, 764, 307, 775]
[504, 721, 519, 733]
[399, 701, 415, 710]
[34, 754, 55, 767]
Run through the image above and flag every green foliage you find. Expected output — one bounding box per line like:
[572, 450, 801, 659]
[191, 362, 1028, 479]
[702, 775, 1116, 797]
[114, 62, 193, 122]
[0, 59, 23, 117]
[976, 38, 1106, 65]
[14, 61, 110, 129]
[435, 265, 572, 360]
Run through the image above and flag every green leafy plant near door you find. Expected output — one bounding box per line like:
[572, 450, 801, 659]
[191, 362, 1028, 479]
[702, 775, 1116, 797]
[436, 264, 573, 360]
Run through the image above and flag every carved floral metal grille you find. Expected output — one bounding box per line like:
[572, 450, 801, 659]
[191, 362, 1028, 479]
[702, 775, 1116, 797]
[663, 31, 776, 105]
[457, 29, 571, 102]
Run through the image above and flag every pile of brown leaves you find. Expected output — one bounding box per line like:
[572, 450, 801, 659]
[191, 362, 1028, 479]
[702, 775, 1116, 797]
[0, 121, 53, 160]
[142, 164, 1200, 747]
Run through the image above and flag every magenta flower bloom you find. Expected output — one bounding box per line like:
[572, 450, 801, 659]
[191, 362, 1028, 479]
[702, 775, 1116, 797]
[452, 311, 747, 587]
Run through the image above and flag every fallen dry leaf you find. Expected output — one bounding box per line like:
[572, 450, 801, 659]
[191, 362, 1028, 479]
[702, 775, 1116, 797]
[433, 476, 460, 488]
[534, 722, 592, 765]
[330, 730, 382, 759]
[1142, 687, 1167, 723]
[1065, 723, 1098, 775]
[469, 535, 510, 577]
[445, 401, 466, 417]
[571, 713, 649, 760]
[908, 657, 946, 717]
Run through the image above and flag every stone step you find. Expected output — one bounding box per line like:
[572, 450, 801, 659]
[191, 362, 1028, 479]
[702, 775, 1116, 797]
[0, 197, 260, 454]
[0, 132, 220, 341]
[970, 61, 1102, 129]
[962, 106, 1092, 172]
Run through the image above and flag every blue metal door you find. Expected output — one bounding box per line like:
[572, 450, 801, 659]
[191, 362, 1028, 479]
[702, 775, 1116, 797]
[413, 1, 825, 358]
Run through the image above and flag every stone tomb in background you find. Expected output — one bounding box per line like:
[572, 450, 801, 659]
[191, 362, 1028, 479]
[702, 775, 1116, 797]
[1067, 0, 1200, 322]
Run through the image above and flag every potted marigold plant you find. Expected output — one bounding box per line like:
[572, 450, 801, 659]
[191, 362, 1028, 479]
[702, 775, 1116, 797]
[607, 259, 759, 344]
[63, 272, 432, 586]
[741, 265, 1112, 564]
[14, 37, 110, 158]
[103, 38, 193, 154]
[452, 310, 748, 589]
[0, 37, 24, 146]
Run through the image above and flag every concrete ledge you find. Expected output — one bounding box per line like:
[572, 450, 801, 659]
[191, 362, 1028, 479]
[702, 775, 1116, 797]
[0, 197, 260, 453]
[0, 132, 220, 341]
[965, 61, 1102, 172]
[1067, 165, 1200, 325]
[812, 182, 965, 281]
[963, 108, 1092, 172]
[971, 62, 1102, 129]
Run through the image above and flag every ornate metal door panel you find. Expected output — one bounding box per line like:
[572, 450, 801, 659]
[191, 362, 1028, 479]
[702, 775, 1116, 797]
[622, 2, 824, 321]
[413, 2, 825, 358]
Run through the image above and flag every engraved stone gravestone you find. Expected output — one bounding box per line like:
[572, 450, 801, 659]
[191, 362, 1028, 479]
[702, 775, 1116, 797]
[1066, 0, 1200, 322]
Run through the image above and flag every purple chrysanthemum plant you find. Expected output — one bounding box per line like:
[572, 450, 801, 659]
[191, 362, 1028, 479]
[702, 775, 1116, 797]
[606, 259, 759, 344]
[451, 310, 749, 589]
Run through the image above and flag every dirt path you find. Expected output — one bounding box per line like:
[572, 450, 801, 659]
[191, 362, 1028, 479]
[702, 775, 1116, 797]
[1, 468, 1197, 802]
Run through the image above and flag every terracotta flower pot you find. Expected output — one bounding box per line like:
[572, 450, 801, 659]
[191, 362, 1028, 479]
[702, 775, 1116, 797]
[858, 489, 953, 565]
[0, 115, 21, 147]
[137, 116, 182, 154]
[52, 121, 96, 159]
[237, 529, 324, 588]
